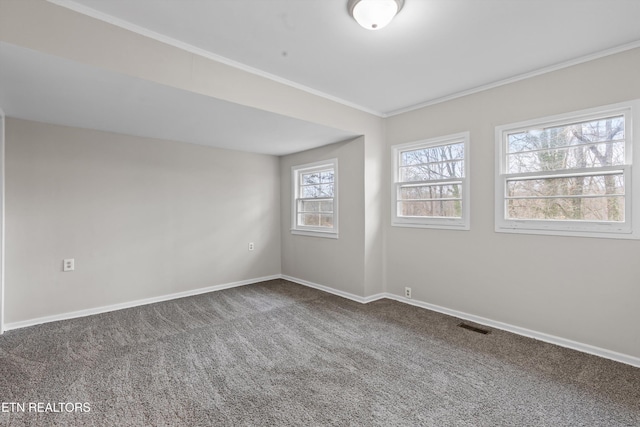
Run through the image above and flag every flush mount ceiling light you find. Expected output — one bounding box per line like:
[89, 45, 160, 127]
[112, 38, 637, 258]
[348, 0, 404, 30]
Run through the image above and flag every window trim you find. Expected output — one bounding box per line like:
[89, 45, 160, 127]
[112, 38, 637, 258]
[495, 100, 640, 239]
[291, 158, 339, 239]
[391, 132, 470, 230]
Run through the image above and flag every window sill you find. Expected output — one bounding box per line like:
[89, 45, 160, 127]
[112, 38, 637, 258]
[495, 224, 637, 240]
[290, 229, 339, 239]
[392, 219, 469, 230]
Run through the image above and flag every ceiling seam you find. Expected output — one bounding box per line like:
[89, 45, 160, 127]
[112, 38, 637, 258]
[46, 0, 385, 118]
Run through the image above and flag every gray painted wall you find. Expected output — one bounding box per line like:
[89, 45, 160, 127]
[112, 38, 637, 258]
[1, 0, 386, 316]
[384, 48, 640, 359]
[5, 118, 281, 323]
[280, 138, 366, 297]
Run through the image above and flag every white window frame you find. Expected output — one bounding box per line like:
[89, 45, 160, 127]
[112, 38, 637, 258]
[391, 132, 470, 230]
[495, 100, 640, 239]
[291, 159, 338, 239]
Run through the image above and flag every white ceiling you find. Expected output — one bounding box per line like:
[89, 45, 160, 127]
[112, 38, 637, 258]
[3, 0, 640, 156]
[54, 0, 640, 115]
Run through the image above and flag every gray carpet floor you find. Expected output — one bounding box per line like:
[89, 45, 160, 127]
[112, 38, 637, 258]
[0, 279, 638, 426]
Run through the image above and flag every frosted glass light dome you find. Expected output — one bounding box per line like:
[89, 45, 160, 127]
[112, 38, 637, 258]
[348, 0, 404, 30]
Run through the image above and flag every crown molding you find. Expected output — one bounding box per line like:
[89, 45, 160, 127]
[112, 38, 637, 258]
[46, 0, 385, 118]
[384, 39, 640, 117]
[46, 1, 640, 120]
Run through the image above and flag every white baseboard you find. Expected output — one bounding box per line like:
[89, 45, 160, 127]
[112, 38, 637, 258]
[281, 275, 372, 303]
[281, 275, 640, 368]
[4, 274, 639, 368]
[382, 293, 640, 368]
[3, 274, 280, 332]
[363, 292, 387, 303]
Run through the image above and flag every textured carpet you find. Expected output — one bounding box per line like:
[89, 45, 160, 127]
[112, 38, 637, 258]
[0, 279, 638, 426]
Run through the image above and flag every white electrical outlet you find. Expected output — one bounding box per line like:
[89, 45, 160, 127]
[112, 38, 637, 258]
[248, 242, 255, 251]
[404, 287, 412, 299]
[63, 258, 75, 272]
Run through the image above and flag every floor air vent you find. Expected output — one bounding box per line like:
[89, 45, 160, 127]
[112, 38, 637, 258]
[458, 323, 491, 334]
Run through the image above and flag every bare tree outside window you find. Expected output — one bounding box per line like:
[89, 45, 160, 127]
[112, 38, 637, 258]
[292, 159, 338, 236]
[398, 142, 464, 218]
[392, 132, 470, 230]
[505, 115, 625, 222]
[298, 169, 334, 227]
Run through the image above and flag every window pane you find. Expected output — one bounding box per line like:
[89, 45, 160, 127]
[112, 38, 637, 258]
[507, 173, 624, 198]
[400, 184, 461, 200]
[298, 213, 333, 228]
[320, 214, 334, 227]
[321, 201, 333, 212]
[320, 171, 334, 183]
[507, 197, 624, 221]
[401, 143, 464, 166]
[398, 200, 462, 218]
[299, 213, 319, 226]
[301, 183, 334, 198]
[507, 141, 625, 173]
[301, 172, 320, 185]
[298, 200, 333, 213]
[507, 115, 625, 174]
[508, 115, 624, 153]
[400, 160, 464, 181]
